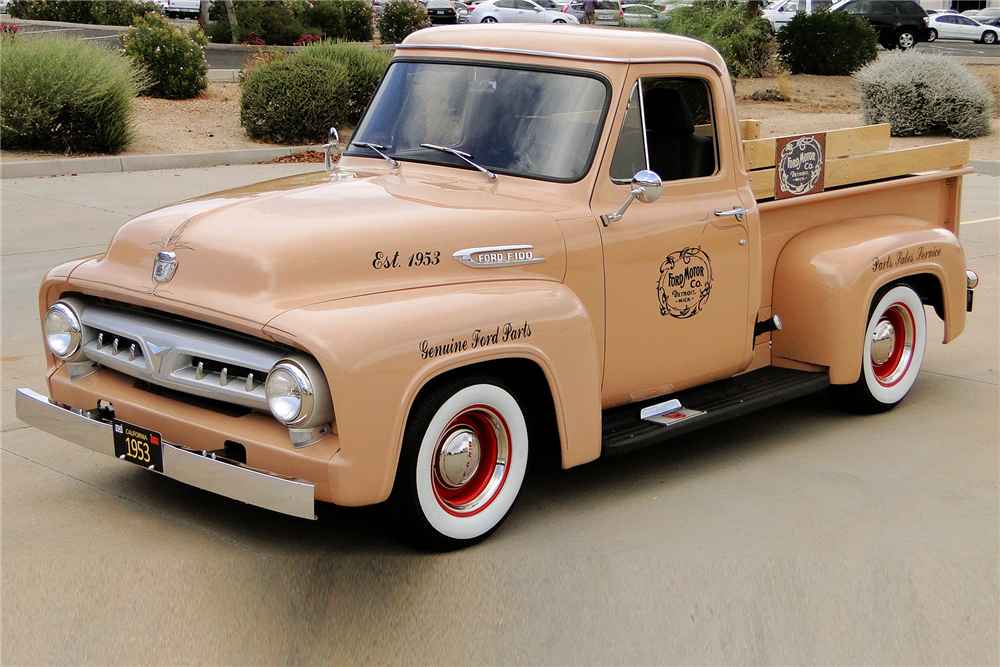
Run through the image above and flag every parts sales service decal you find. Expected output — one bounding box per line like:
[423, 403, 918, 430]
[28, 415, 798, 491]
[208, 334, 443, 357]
[657, 247, 713, 319]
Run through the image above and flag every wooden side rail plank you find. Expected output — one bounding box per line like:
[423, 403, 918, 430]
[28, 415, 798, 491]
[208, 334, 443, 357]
[743, 124, 892, 171]
[739, 119, 761, 141]
[750, 139, 970, 201]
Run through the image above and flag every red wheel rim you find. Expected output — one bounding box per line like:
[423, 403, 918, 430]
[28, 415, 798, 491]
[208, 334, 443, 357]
[871, 302, 915, 387]
[431, 405, 511, 516]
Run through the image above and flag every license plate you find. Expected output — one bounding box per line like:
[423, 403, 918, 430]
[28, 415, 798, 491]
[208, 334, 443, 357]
[113, 419, 164, 472]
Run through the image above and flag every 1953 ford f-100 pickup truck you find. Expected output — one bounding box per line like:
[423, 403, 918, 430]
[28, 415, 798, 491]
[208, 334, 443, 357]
[17, 25, 978, 547]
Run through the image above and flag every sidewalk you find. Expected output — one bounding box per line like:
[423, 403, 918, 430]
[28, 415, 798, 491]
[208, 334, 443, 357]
[0, 145, 325, 179]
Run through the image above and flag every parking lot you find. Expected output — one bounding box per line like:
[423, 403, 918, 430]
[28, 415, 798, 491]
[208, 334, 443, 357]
[1, 162, 997, 664]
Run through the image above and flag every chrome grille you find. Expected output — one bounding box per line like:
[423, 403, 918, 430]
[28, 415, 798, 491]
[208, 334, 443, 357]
[78, 302, 291, 410]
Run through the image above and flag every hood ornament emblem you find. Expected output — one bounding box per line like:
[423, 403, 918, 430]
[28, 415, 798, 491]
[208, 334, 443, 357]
[153, 251, 178, 284]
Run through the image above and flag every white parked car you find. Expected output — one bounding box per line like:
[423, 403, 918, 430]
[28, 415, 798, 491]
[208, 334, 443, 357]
[926, 12, 998, 43]
[467, 0, 579, 23]
[762, 0, 833, 32]
[164, 0, 199, 19]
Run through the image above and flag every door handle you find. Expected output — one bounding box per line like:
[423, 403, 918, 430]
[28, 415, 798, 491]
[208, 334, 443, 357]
[714, 207, 748, 222]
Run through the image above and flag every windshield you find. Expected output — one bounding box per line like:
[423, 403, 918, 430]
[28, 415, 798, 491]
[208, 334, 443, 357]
[347, 61, 609, 182]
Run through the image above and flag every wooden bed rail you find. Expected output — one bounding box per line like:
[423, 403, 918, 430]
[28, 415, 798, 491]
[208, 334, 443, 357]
[739, 121, 970, 201]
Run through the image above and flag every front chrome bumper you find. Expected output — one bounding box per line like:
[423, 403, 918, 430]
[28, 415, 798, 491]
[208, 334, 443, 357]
[15, 388, 316, 520]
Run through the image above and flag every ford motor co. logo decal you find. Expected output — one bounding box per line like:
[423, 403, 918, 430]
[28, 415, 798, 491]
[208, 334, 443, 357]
[656, 247, 713, 319]
[775, 133, 826, 199]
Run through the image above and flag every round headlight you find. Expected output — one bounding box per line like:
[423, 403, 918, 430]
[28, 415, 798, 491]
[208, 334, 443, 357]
[44, 302, 83, 360]
[265, 361, 314, 426]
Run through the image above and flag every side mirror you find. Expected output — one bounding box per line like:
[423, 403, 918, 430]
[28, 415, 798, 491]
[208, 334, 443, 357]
[602, 170, 662, 225]
[323, 127, 340, 171]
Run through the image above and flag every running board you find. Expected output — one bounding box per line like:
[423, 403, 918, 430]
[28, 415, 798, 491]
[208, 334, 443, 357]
[601, 367, 830, 457]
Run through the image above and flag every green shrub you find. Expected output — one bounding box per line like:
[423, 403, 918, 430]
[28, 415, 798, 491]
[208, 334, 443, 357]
[339, 0, 376, 42]
[650, 1, 775, 78]
[856, 51, 995, 138]
[300, 41, 389, 122]
[376, 0, 429, 45]
[121, 13, 209, 99]
[0, 34, 146, 153]
[7, 0, 161, 25]
[206, 0, 310, 46]
[240, 55, 350, 143]
[776, 9, 877, 75]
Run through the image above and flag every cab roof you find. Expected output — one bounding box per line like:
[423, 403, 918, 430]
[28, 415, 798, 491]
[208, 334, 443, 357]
[397, 24, 727, 72]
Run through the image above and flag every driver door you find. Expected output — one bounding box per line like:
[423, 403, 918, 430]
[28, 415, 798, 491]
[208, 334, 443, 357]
[593, 69, 754, 406]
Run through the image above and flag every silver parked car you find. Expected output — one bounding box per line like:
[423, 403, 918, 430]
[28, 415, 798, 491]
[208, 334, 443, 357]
[926, 12, 998, 43]
[563, 0, 623, 24]
[467, 0, 579, 23]
[621, 3, 663, 24]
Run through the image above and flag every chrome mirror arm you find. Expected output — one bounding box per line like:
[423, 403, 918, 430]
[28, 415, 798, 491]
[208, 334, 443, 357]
[601, 170, 663, 226]
[322, 127, 340, 172]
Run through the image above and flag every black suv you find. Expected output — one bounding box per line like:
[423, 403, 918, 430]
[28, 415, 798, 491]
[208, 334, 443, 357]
[834, 0, 931, 49]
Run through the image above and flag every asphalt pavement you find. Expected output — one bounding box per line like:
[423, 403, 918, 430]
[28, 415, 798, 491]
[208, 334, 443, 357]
[1, 162, 997, 664]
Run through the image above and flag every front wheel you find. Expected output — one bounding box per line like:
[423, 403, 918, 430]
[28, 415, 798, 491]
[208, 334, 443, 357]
[393, 377, 529, 549]
[831, 284, 927, 414]
[982, 31, 998, 44]
[553, 18, 566, 22]
[896, 29, 916, 49]
[927, 28, 937, 42]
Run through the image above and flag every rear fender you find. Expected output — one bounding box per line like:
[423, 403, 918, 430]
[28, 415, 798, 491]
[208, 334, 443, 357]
[771, 215, 965, 385]
[264, 281, 602, 506]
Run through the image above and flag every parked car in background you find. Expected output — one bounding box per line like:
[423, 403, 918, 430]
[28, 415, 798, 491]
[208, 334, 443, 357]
[970, 6, 1000, 20]
[453, 0, 470, 20]
[621, 3, 662, 24]
[763, 0, 834, 31]
[925, 8, 958, 14]
[926, 12, 998, 42]
[163, 0, 199, 19]
[427, 0, 461, 22]
[563, 0, 623, 24]
[831, 0, 930, 49]
[467, 0, 578, 22]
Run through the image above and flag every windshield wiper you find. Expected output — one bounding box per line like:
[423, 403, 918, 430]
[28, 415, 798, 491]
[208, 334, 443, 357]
[351, 142, 399, 168]
[420, 143, 497, 182]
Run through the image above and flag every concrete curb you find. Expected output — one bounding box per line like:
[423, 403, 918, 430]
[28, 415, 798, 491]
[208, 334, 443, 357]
[970, 159, 1000, 176]
[1, 146, 324, 179]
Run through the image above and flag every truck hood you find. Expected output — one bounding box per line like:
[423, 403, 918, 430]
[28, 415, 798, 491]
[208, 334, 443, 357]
[67, 169, 569, 333]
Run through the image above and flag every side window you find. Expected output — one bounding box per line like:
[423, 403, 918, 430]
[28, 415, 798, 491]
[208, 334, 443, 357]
[496, 0, 516, 8]
[609, 77, 718, 184]
[844, 1, 869, 15]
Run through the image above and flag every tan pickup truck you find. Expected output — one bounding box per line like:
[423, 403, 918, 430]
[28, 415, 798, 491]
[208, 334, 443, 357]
[17, 25, 979, 548]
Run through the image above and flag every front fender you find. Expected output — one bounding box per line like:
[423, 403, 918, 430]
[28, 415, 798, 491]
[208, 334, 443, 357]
[771, 215, 965, 385]
[264, 281, 602, 506]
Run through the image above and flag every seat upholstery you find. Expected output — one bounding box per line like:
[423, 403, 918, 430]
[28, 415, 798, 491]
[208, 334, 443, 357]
[642, 88, 715, 181]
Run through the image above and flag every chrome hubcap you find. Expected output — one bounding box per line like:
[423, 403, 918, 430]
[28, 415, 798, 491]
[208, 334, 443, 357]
[870, 320, 896, 366]
[436, 427, 481, 489]
[870, 303, 915, 386]
[431, 405, 510, 515]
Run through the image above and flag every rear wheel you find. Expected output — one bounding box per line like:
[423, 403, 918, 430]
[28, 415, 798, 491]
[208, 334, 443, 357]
[927, 28, 937, 42]
[896, 29, 916, 49]
[393, 377, 529, 549]
[831, 284, 927, 414]
[482, 15, 498, 22]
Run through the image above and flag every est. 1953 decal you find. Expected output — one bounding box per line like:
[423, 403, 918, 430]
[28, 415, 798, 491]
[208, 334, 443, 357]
[657, 247, 713, 319]
[372, 250, 441, 269]
[419, 321, 532, 359]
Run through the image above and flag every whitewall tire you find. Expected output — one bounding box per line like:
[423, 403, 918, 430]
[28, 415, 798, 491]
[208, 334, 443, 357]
[833, 284, 927, 413]
[395, 378, 529, 547]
